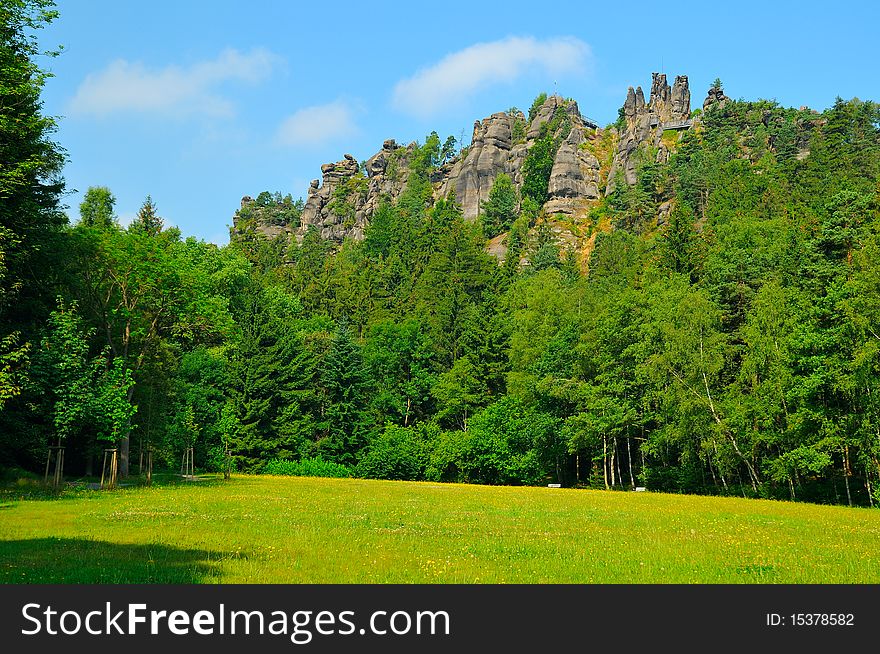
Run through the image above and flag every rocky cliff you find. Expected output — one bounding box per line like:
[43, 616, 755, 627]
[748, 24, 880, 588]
[232, 73, 713, 247]
[606, 73, 692, 193]
[232, 93, 610, 245]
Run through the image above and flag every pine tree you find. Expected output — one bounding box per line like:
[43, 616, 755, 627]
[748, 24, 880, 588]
[318, 321, 370, 463]
[227, 291, 281, 470]
[0, 0, 66, 366]
[132, 195, 163, 236]
[480, 173, 518, 237]
[415, 206, 495, 365]
[663, 202, 699, 279]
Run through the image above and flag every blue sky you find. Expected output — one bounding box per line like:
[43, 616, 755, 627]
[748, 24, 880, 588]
[39, 0, 878, 244]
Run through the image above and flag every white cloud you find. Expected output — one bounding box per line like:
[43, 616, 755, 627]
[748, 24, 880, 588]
[276, 100, 358, 147]
[392, 36, 593, 118]
[69, 48, 280, 118]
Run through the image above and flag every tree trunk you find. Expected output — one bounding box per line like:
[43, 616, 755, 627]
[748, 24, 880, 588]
[224, 440, 231, 481]
[610, 437, 616, 488]
[119, 434, 129, 478]
[708, 457, 718, 489]
[119, 384, 137, 478]
[843, 447, 852, 507]
[614, 438, 623, 489]
[602, 434, 609, 490]
[640, 432, 646, 478]
[712, 440, 728, 491]
[626, 437, 635, 489]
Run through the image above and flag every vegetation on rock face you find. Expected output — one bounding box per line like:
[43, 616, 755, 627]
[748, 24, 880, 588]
[2, 2, 880, 509]
[480, 173, 518, 238]
[521, 104, 572, 206]
[528, 92, 548, 122]
[234, 192, 304, 234]
[509, 107, 527, 145]
[327, 175, 368, 228]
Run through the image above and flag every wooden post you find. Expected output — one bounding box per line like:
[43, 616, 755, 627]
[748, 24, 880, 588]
[181, 447, 194, 479]
[44, 446, 65, 489]
[54, 447, 64, 488]
[101, 449, 118, 490]
[100, 450, 107, 489]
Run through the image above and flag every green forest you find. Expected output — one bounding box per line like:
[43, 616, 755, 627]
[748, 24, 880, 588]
[3, 1, 880, 507]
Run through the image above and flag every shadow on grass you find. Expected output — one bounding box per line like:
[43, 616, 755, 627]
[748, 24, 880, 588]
[0, 473, 233, 502]
[0, 537, 228, 584]
[148, 473, 231, 490]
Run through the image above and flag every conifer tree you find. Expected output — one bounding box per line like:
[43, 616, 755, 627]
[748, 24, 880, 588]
[132, 195, 163, 236]
[318, 321, 369, 463]
[480, 173, 518, 238]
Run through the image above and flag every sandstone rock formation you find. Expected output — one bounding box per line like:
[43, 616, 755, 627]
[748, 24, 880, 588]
[543, 125, 602, 216]
[298, 153, 365, 241]
[703, 84, 730, 111]
[231, 194, 301, 242]
[607, 73, 692, 194]
[288, 94, 604, 244]
[436, 111, 520, 220]
[233, 76, 698, 246]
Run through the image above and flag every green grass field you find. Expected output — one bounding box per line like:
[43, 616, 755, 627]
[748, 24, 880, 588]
[1, 474, 878, 583]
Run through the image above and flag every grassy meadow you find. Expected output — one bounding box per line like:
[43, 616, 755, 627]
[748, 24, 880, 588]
[1, 475, 878, 583]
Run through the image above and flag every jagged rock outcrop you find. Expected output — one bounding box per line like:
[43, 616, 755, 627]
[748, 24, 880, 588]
[235, 77, 704, 245]
[297, 153, 366, 241]
[527, 94, 568, 139]
[231, 194, 301, 241]
[703, 85, 730, 111]
[436, 111, 519, 220]
[288, 94, 605, 244]
[361, 139, 413, 216]
[293, 140, 422, 243]
[607, 73, 692, 193]
[650, 73, 690, 123]
[543, 125, 601, 216]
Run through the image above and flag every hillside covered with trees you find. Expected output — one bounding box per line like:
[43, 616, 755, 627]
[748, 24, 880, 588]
[3, 1, 880, 507]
